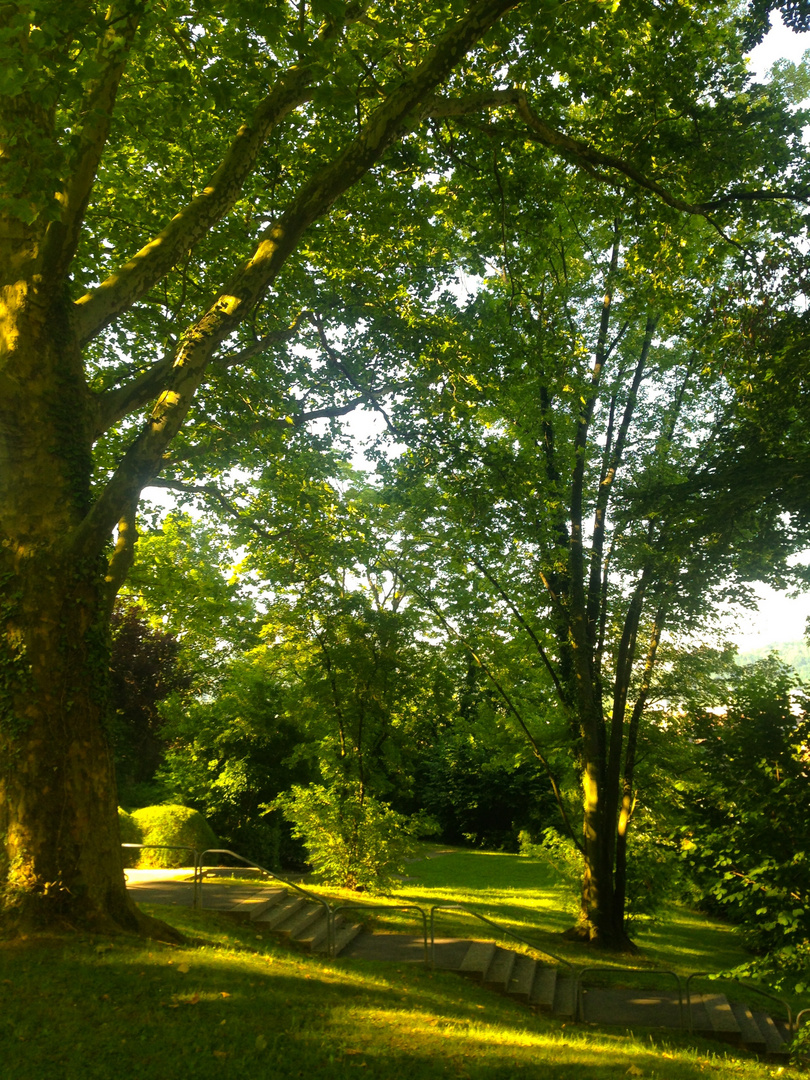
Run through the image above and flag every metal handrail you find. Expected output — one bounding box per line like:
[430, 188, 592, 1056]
[332, 903, 429, 961]
[121, 842, 200, 877]
[685, 971, 793, 1035]
[797, 1008, 810, 1030]
[196, 848, 334, 956]
[576, 966, 684, 1027]
[429, 902, 574, 971]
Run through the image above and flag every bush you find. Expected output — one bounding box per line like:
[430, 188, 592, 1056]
[274, 783, 433, 892]
[519, 827, 581, 918]
[518, 823, 680, 924]
[128, 804, 219, 868]
[118, 807, 143, 868]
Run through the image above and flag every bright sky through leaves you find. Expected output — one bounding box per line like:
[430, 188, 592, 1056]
[720, 12, 810, 650]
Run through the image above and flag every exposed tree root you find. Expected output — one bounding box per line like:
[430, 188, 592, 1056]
[562, 922, 638, 954]
[0, 890, 184, 944]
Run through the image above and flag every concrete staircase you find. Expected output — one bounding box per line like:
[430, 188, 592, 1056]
[218, 885, 364, 956]
[445, 942, 794, 1060]
[135, 870, 797, 1060]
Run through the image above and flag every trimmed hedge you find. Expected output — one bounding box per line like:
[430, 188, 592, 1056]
[126, 805, 219, 868]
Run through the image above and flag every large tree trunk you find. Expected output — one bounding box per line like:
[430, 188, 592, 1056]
[563, 763, 636, 952]
[0, 551, 136, 931]
[0, 286, 155, 934]
[0, 0, 522, 933]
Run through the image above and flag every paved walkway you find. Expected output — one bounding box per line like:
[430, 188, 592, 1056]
[125, 867, 271, 913]
[125, 867, 468, 964]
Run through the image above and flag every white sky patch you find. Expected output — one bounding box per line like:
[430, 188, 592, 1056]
[747, 10, 810, 78]
[719, 582, 810, 650]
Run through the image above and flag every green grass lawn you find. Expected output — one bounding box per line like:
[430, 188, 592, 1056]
[2, 848, 805, 1080]
[0, 906, 802, 1080]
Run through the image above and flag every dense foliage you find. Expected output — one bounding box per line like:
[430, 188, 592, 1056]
[680, 657, 810, 992]
[3, 0, 810, 950]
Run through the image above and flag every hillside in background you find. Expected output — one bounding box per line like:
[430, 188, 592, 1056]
[737, 640, 810, 680]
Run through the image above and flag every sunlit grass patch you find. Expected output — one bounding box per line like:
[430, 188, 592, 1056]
[0, 906, 801, 1080]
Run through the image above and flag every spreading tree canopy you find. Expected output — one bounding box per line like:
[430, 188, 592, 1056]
[2, 0, 809, 937]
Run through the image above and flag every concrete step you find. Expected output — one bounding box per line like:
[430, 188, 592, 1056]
[507, 955, 537, 1003]
[459, 942, 498, 981]
[293, 911, 331, 951]
[552, 974, 577, 1019]
[220, 887, 289, 922]
[754, 1011, 791, 1059]
[254, 895, 308, 929]
[730, 1002, 767, 1052]
[329, 918, 364, 957]
[529, 966, 558, 1011]
[692, 993, 741, 1045]
[279, 902, 327, 941]
[483, 947, 517, 992]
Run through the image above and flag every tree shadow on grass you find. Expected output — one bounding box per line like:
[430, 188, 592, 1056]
[0, 916, 734, 1080]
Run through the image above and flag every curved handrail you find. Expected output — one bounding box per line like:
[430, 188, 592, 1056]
[121, 842, 200, 874]
[429, 902, 574, 971]
[332, 903, 428, 961]
[796, 1007, 810, 1030]
[576, 966, 684, 1027]
[685, 971, 793, 1035]
[196, 848, 334, 956]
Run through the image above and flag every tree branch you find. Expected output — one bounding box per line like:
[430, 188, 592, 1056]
[311, 313, 407, 439]
[41, 1, 144, 285]
[405, 575, 584, 853]
[71, 0, 524, 558]
[102, 496, 140, 615]
[73, 68, 317, 345]
[469, 554, 569, 706]
[92, 310, 314, 437]
[513, 93, 808, 217]
[147, 478, 294, 544]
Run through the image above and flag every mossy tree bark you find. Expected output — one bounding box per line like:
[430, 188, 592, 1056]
[0, 283, 143, 931]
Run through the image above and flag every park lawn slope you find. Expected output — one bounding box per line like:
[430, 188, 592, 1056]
[307, 847, 757, 976]
[1, 905, 801, 1080]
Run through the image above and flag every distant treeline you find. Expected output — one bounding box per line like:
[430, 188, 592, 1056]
[738, 640, 810, 681]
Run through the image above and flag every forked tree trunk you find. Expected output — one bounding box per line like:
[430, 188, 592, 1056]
[564, 763, 636, 952]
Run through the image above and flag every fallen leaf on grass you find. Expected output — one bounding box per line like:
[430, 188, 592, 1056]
[626, 1068, 643, 1077]
[177, 963, 190, 974]
[220, 992, 230, 998]
[213, 1050, 228, 1059]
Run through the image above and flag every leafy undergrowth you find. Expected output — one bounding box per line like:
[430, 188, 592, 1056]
[0, 907, 801, 1080]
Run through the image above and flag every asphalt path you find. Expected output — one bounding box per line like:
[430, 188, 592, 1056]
[124, 866, 470, 965]
[124, 867, 270, 912]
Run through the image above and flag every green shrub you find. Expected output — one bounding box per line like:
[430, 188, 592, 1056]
[129, 804, 218, 868]
[118, 807, 143, 867]
[519, 827, 582, 883]
[274, 782, 433, 892]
